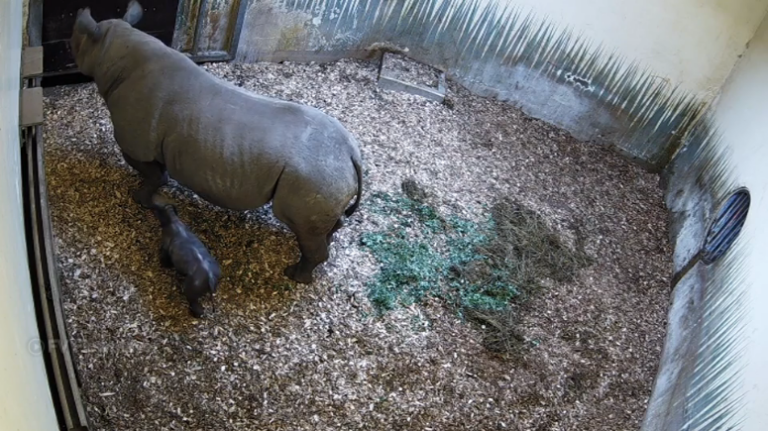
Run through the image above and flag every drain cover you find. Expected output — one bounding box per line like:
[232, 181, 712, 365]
[701, 188, 750, 264]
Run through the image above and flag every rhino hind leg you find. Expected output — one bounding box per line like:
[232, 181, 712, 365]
[284, 233, 329, 284]
[122, 151, 168, 208]
[326, 218, 344, 245]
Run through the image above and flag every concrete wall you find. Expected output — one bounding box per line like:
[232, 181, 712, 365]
[0, 0, 60, 429]
[214, 0, 768, 170]
[645, 12, 768, 431]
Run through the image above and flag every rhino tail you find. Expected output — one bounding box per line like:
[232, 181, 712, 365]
[344, 154, 363, 218]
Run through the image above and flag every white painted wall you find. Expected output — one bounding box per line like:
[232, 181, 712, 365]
[465, 0, 768, 99]
[0, 0, 60, 429]
[700, 15, 768, 429]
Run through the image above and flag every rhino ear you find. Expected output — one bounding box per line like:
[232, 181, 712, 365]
[75, 8, 101, 40]
[123, 0, 143, 26]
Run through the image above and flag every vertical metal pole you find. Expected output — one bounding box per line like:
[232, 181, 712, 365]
[191, 0, 209, 56]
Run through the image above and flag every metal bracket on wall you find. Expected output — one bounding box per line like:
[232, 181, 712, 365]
[20, 87, 43, 128]
[22, 46, 44, 81]
[19, 87, 43, 127]
[20, 47, 44, 131]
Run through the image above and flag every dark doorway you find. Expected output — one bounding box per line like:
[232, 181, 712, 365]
[40, 0, 180, 86]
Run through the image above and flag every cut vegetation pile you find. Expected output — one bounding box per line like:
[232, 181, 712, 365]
[362, 179, 592, 352]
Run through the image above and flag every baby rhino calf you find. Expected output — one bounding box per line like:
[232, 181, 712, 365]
[150, 194, 220, 318]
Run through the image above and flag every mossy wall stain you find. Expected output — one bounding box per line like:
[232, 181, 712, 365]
[173, 0, 203, 52]
[277, 24, 307, 51]
[234, 2, 314, 60]
[22, 0, 29, 47]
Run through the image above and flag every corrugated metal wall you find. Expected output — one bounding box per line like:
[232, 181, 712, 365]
[647, 15, 768, 428]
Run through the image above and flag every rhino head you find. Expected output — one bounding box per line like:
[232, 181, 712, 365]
[70, 0, 144, 77]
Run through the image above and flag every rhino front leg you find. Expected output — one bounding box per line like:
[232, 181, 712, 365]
[159, 244, 173, 268]
[284, 233, 329, 284]
[122, 152, 168, 208]
[182, 277, 207, 318]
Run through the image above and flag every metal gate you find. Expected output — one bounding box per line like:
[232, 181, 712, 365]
[31, 0, 247, 81]
[172, 0, 248, 62]
[38, 0, 180, 76]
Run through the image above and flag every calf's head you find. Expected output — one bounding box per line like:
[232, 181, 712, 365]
[70, 0, 144, 76]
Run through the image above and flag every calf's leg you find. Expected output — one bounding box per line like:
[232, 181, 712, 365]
[182, 277, 206, 318]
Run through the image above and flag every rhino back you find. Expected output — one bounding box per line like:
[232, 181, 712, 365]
[103, 25, 359, 210]
[102, 23, 209, 161]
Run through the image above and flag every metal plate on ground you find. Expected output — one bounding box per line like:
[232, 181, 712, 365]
[377, 52, 446, 103]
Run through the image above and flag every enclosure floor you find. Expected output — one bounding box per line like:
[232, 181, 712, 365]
[43, 58, 671, 431]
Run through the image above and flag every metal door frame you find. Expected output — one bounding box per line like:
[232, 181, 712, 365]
[177, 0, 249, 62]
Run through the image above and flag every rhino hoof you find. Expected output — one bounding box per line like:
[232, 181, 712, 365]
[131, 189, 153, 209]
[284, 264, 313, 284]
[188, 301, 205, 318]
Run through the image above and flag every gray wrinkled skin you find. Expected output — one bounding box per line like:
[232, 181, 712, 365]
[70, 1, 363, 284]
[150, 194, 220, 318]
